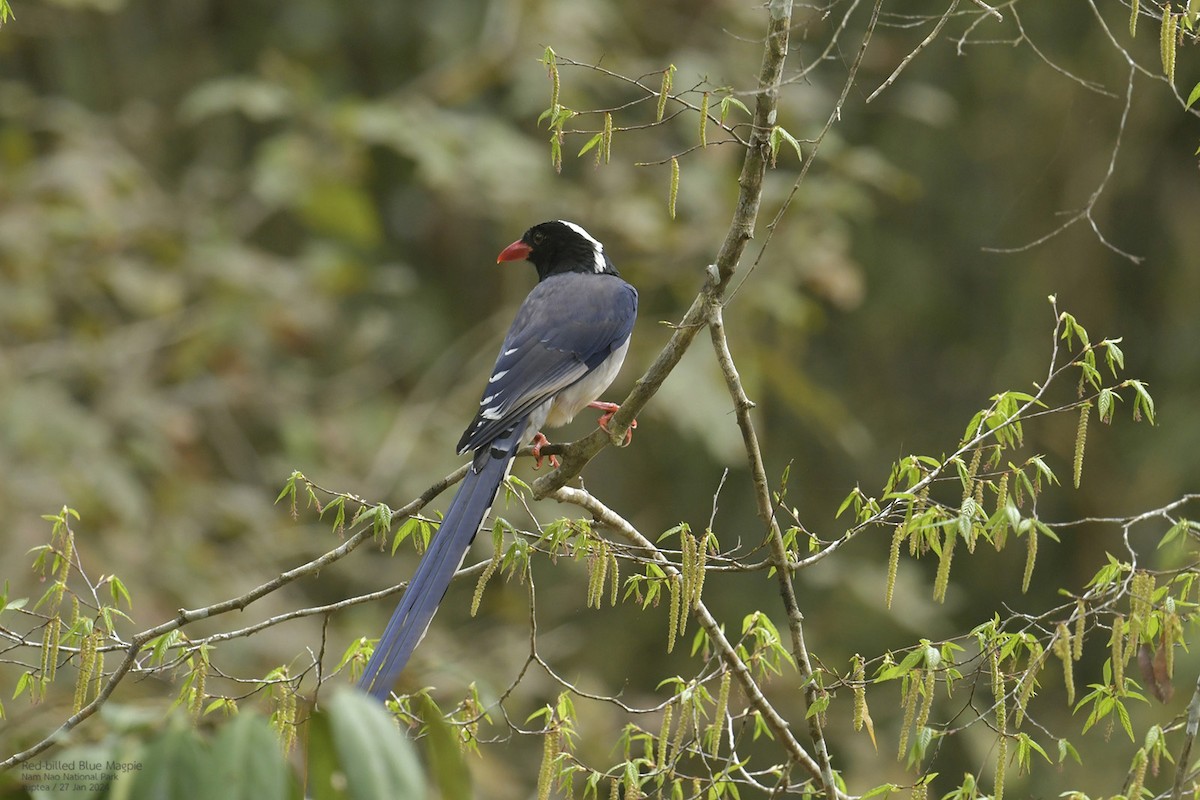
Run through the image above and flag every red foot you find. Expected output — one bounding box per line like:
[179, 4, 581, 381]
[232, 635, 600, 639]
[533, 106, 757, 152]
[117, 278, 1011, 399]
[530, 432, 560, 470]
[588, 401, 637, 445]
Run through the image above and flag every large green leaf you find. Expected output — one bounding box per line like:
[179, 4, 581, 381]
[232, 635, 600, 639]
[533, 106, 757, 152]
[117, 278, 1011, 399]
[126, 721, 212, 800]
[308, 687, 426, 800]
[211, 711, 294, 800]
[416, 692, 470, 800]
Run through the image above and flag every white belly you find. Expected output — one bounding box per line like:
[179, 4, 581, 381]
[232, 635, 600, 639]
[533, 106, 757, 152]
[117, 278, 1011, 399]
[546, 338, 630, 428]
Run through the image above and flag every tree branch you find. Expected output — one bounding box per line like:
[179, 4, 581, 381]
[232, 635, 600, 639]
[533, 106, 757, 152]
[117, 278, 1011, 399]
[706, 298, 839, 796]
[0, 462, 473, 770]
[549, 484, 847, 799]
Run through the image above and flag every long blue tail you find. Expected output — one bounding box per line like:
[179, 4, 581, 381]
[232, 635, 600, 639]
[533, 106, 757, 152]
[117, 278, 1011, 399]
[358, 437, 519, 700]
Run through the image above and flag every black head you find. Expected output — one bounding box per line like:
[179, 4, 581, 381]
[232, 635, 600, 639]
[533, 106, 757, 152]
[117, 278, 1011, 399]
[496, 220, 619, 281]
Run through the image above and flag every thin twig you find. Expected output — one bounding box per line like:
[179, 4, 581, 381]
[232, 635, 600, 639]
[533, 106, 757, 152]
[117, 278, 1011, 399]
[866, 0, 959, 104]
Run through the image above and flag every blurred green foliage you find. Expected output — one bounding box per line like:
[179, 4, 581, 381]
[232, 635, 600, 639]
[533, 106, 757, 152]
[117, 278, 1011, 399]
[1, 0, 1198, 796]
[0, 688, 437, 800]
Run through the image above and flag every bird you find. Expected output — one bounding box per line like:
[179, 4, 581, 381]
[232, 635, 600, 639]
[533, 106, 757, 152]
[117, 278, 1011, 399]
[358, 220, 638, 701]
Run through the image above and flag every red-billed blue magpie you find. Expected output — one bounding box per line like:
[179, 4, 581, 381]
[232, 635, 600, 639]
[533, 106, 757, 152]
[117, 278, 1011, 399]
[359, 220, 637, 700]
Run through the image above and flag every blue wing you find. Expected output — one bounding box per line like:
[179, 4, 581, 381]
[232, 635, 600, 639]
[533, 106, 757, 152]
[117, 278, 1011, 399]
[457, 273, 638, 454]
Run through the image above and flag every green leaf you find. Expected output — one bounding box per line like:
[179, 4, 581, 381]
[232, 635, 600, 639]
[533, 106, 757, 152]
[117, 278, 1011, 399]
[1057, 737, 1082, 765]
[108, 576, 133, 609]
[804, 692, 830, 719]
[1014, 732, 1050, 766]
[1114, 694, 1135, 741]
[416, 693, 471, 800]
[309, 687, 426, 800]
[877, 647, 926, 681]
[769, 125, 803, 164]
[128, 720, 213, 800]
[0, 583, 27, 617]
[835, 487, 862, 519]
[1128, 379, 1155, 424]
[211, 712, 293, 800]
[718, 94, 750, 126]
[1097, 387, 1116, 423]
[1161, 519, 1199, 548]
[1187, 81, 1200, 110]
[577, 133, 603, 158]
[1102, 338, 1125, 375]
[275, 472, 302, 504]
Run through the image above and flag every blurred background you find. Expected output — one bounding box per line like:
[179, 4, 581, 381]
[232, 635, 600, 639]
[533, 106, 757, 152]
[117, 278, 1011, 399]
[1, 0, 1197, 795]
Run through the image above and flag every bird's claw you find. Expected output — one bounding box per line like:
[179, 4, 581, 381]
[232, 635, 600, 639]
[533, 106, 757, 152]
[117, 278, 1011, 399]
[588, 401, 636, 446]
[530, 431, 560, 469]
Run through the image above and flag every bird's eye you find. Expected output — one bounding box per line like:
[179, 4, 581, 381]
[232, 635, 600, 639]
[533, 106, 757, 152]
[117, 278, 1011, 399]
[531, 231, 545, 245]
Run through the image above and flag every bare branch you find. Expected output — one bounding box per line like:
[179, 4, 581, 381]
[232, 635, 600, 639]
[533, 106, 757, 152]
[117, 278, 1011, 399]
[982, 63, 1142, 264]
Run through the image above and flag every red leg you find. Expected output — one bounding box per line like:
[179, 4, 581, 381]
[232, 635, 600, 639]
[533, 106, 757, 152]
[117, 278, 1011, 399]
[530, 431, 560, 469]
[588, 401, 637, 445]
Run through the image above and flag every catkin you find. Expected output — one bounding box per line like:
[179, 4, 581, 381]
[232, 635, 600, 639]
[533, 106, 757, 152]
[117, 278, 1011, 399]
[73, 630, 97, 713]
[656, 67, 673, 122]
[1014, 641, 1044, 728]
[668, 699, 689, 766]
[472, 542, 502, 616]
[601, 112, 613, 165]
[1128, 748, 1148, 800]
[537, 726, 561, 800]
[547, 51, 560, 109]
[963, 448, 983, 502]
[852, 655, 868, 732]
[916, 668, 936, 730]
[994, 473, 1010, 550]
[990, 647, 1007, 800]
[668, 157, 680, 219]
[1054, 623, 1075, 706]
[1165, 611, 1181, 680]
[1021, 528, 1037, 593]
[1073, 599, 1086, 661]
[41, 616, 60, 684]
[1161, 7, 1178, 80]
[708, 671, 731, 756]
[609, 551, 620, 607]
[666, 575, 680, 654]
[657, 703, 673, 766]
[1073, 403, 1090, 489]
[886, 523, 905, 609]
[933, 529, 956, 603]
[680, 532, 694, 629]
[1111, 614, 1126, 688]
[898, 671, 919, 760]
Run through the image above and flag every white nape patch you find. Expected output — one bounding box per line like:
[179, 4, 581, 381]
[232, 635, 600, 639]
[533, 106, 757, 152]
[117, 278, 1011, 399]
[489, 369, 509, 383]
[558, 219, 606, 273]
